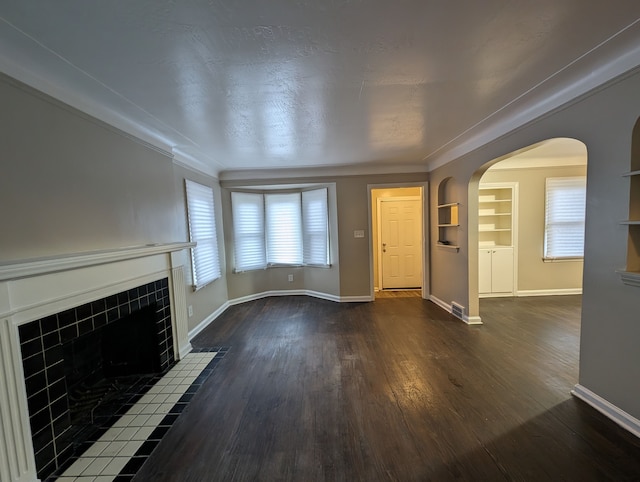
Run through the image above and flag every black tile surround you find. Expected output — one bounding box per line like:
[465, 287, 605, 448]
[18, 278, 174, 480]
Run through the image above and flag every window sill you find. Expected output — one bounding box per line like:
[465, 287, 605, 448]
[234, 263, 331, 273]
[543, 257, 583, 263]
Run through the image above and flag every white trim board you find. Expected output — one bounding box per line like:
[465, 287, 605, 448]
[429, 295, 483, 325]
[517, 288, 582, 296]
[572, 384, 640, 439]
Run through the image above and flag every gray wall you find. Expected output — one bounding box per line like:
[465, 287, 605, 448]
[0, 75, 183, 261]
[221, 173, 428, 300]
[429, 68, 640, 421]
[0, 74, 230, 334]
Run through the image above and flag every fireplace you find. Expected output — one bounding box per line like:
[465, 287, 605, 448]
[0, 243, 193, 482]
[18, 279, 175, 479]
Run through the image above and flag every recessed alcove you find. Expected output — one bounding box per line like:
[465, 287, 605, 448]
[620, 117, 640, 286]
[436, 177, 460, 250]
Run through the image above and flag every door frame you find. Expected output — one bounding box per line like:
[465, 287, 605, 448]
[367, 182, 430, 300]
[377, 196, 422, 290]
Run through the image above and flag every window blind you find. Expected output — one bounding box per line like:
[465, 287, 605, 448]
[185, 179, 221, 289]
[231, 187, 330, 271]
[265, 192, 303, 264]
[231, 192, 267, 271]
[544, 177, 586, 259]
[302, 188, 329, 266]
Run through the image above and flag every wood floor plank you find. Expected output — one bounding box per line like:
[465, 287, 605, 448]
[133, 295, 640, 481]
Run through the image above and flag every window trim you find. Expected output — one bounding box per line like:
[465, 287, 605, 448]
[543, 176, 586, 261]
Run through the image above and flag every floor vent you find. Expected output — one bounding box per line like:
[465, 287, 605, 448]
[451, 302, 465, 320]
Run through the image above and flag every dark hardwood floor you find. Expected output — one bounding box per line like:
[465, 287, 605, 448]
[133, 295, 640, 481]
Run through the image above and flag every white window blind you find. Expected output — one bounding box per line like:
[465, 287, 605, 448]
[544, 177, 586, 259]
[265, 193, 303, 264]
[302, 188, 329, 266]
[231, 192, 267, 271]
[231, 187, 330, 271]
[185, 179, 221, 289]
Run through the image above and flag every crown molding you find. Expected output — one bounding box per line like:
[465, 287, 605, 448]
[424, 19, 640, 172]
[219, 162, 428, 182]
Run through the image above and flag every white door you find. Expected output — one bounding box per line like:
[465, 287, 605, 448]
[381, 199, 422, 289]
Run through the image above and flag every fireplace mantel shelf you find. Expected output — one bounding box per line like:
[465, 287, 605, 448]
[0, 242, 195, 282]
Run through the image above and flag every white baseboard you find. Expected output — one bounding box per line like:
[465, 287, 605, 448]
[188, 301, 231, 341]
[572, 384, 640, 439]
[340, 295, 374, 302]
[429, 294, 450, 313]
[429, 295, 483, 325]
[517, 288, 582, 297]
[187, 290, 370, 341]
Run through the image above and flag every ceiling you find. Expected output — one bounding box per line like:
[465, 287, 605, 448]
[488, 137, 587, 170]
[1, 1, 640, 178]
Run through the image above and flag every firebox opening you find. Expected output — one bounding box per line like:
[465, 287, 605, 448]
[62, 303, 161, 427]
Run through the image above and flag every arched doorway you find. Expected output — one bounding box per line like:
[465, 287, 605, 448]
[468, 138, 588, 318]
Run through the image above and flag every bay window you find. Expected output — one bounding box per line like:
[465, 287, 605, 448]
[231, 187, 329, 271]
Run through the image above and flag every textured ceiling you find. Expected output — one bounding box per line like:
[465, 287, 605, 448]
[1, 1, 640, 177]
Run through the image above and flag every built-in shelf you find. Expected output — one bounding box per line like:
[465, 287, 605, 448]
[622, 170, 640, 177]
[437, 243, 460, 251]
[437, 195, 459, 248]
[617, 270, 640, 287]
[620, 220, 640, 225]
[479, 185, 513, 248]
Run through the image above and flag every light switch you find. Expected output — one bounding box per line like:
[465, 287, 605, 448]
[354, 230, 365, 238]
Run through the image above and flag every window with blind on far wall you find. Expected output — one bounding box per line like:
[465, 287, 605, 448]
[231, 187, 330, 272]
[544, 177, 587, 260]
[185, 179, 222, 289]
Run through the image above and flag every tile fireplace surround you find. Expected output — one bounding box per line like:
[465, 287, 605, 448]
[0, 243, 194, 482]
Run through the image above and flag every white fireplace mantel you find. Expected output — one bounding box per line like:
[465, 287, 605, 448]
[0, 242, 194, 482]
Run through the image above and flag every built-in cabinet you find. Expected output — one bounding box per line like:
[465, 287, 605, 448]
[479, 247, 514, 294]
[478, 183, 516, 296]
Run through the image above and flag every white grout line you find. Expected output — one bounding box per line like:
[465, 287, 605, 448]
[59, 352, 217, 479]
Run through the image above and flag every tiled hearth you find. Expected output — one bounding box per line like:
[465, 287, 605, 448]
[18, 279, 175, 480]
[52, 347, 228, 481]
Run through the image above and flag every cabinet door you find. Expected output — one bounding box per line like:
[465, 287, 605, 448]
[478, 249, 492, 294]
[491, 247, 514, 293]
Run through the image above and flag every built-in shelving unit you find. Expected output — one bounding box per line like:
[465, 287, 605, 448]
[619, 119, 640, 286]
[478, 183, 516, 297]
[478, 186, 513, 248]
[436, 178, 460, 251]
